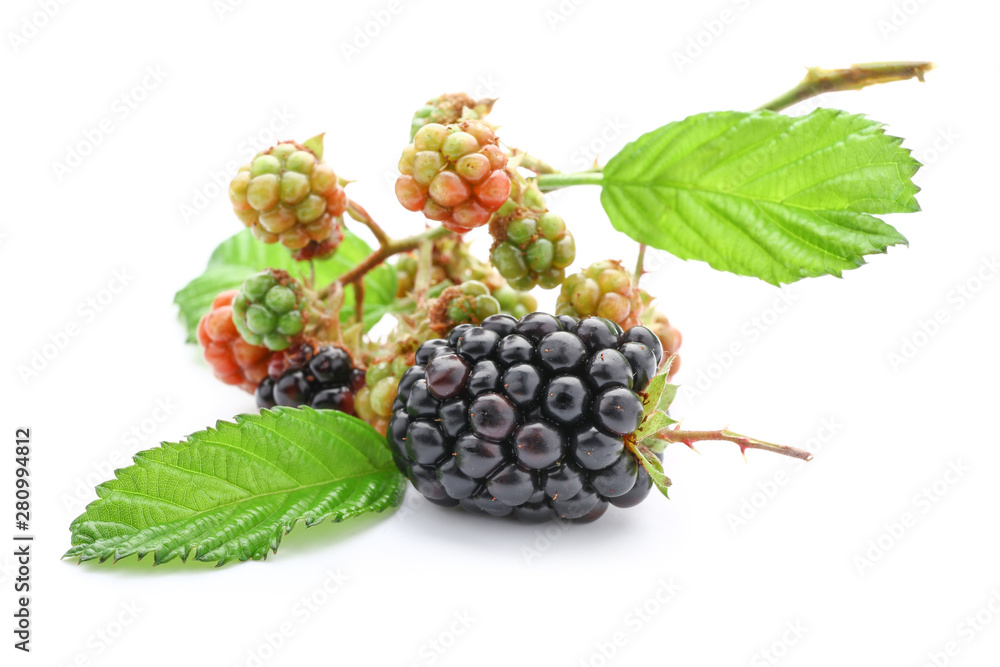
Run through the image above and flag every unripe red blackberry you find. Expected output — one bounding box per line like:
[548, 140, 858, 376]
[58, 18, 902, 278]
[229, 136, 347, 260]
[395, 120, 511, 233]
[556, 260, 643, 330]
[386, 313, 664, 522]
[231, 269, 306, 352]
[197, 290, 275, 393]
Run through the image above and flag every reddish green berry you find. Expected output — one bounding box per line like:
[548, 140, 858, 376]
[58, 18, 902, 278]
[395, 120, 511, 233]
[230, 135, 346, 260]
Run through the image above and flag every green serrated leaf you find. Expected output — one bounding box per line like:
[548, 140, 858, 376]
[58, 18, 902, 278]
[65, 407, 405, 567]
[628, 442, 672, 499]
[635, 410, 677, 441]
[174, 229, 396, 342]
[601, 108, 919, 285]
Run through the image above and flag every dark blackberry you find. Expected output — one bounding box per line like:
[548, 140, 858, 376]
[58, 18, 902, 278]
[256, 343, 363, 417]
[387, 314, 664, 523]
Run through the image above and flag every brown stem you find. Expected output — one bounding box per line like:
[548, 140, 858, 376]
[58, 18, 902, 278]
[757, 61, 934, 112]
[346, 200, 391, 248]
[657, 429, 813, 462]
[317, 225, 452, 299]
[352, 281, 364, 324]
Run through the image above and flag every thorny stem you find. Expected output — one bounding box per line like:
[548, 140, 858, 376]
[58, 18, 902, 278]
[757, 61, 934, 112]
[657, 429, 814, 462]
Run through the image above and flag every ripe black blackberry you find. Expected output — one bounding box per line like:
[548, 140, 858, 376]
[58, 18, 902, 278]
[255, 342, 365, 415]
[386, 313, 664, 523]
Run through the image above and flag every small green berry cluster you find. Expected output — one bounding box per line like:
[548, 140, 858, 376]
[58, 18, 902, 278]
[436, 281, 501, 326]
[490, 210, 576, 290]
[231, 269, 306, 351]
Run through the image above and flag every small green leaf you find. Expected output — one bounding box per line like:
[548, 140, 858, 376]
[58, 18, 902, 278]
[635, 410, 677, 441]
[601, 108, 919, 285]
[65, 408, 405, 567]
[641, 372, 668, 416]
[628, 442, 672, 500]
[174, 229, 396, 342]
[640, 359, 678, 416]
[657, 382, 678, 413]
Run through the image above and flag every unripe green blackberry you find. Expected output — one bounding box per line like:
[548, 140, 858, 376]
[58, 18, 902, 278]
[490, 211, 576, 290]
[229, 135, 347, 260]
[231, 269, 306, 351]
[428, 282, 502, 333]
[410, 92, 495, 140]
[395, 120, 511, 233]
[556, 260, 643, 330]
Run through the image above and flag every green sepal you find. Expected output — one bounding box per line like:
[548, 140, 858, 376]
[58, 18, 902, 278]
[302, 133, 325, 160]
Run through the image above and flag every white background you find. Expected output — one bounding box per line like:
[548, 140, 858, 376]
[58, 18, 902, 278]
[2, 0, 998, 665]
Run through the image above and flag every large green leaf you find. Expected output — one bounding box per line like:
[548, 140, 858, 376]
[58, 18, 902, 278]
[65, 408, 405, 566]
[174, 229, 397, 342]
[601, 108, 919, 285]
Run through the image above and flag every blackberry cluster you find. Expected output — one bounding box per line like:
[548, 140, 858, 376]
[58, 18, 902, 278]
[255, 342, 365, 415]
[229, 139, 347, 260]
[395, 120, 511, 233]
[386, 313, 665, 523]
